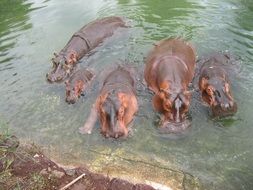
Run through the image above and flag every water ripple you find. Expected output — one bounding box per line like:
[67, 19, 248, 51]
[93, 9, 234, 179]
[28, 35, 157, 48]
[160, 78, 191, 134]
[1, 1, 253, 190]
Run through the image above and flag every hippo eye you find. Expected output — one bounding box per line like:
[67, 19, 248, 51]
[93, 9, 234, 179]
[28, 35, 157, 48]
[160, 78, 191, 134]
[205, 86, 215, 96]
[66, 90, 70, 97]
[206, 88, 211, 95]
[163, 99, 172, 111]
[215, 90, 221, 98]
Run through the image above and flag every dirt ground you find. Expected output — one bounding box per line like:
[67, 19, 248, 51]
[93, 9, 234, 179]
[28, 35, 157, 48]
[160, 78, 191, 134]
[0, 134, 156, 190]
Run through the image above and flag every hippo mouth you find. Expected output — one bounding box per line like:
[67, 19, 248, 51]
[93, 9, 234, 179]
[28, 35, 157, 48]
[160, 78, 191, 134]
[66, 98, 77, 104]
[211, 102, 237, 118]
[65, 91, 81, 104]
[159, 119, 191, 134]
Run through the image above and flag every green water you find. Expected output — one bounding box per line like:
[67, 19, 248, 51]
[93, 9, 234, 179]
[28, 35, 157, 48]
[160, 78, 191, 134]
[1, 0, 253, 189]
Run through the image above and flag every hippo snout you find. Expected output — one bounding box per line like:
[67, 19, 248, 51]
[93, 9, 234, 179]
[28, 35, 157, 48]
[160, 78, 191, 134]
[46, 72, 54, 83]
[46, 72, 63, 83]
[104, 123, 128, 139]
[104, 131, 126, 139]
[105, 131, 125, 139]
[65, 96, 77, 104]
[212, 101, 237, 117]
[160, 119, 191, 134]
[66, 99, 76, 104]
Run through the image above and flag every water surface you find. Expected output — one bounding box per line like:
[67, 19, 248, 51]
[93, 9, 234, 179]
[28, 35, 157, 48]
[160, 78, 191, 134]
[1, 0, 253, 189]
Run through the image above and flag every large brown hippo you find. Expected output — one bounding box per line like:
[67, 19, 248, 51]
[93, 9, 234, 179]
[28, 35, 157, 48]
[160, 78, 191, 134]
[144, 38, 196, 133]
[79, 66, 138, 138]
[65, 68, 94, 104]
[46, 16, 127, 83]
[198, 53, 237, 117]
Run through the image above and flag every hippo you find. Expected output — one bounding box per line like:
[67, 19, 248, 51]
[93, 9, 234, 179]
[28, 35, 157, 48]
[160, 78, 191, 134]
[79, 66, 138, 138]
[144, 38, 196, 133]
[198, 53, 237, 117]
[46, 16, 127, 82]
[65, 68, 94, 104]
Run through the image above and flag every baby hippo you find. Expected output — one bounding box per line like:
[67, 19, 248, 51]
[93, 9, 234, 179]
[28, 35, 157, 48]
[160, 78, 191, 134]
[46, 16, 126, 83]
[65, 68, 94, 104]
[198, 53, 237, 117]
[80, 66, 138, 138]
[144, 38, 196, 133]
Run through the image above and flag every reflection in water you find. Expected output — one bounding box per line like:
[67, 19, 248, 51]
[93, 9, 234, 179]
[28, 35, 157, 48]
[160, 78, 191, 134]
[0, 0, 253, 189]
[116, 0, 201, 40]
[0, 0, 33, 64]
[230, 0, 253, 59]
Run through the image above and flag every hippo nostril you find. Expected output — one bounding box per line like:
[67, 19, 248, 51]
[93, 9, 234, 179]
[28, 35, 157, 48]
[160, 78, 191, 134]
[224, 103, 229, 109]
[46, 73, 52, 80]
[216, 90, 221, 98]
[47, 76, 54, 83]
[66, 98, 75, 104]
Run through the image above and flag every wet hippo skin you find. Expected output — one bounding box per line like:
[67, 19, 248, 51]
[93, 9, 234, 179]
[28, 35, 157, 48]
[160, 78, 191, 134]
[46, 16, 127, 83]
[144, 38, 196, 133]
[65, 68, 94, 104]
[79, 66, 138, 138]
[198, 53, 237, 117]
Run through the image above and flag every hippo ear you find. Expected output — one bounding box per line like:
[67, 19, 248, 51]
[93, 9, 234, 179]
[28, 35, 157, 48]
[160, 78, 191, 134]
[69, 52, 77, 64]
[99, 94, 107, 104]
[158, 90, 166, 101]
[65, 80, 70, 87]
[199, 77, 208, 92]
[159, 81, 169, 92]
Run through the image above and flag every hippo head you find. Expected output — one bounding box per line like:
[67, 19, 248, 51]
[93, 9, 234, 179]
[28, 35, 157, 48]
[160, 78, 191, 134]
[199, 76, 237, 117]
[98, 92, 129, 138]
[65, 80, 84, 104]
[158, 88, 191, 124]
[46, 52, 78, 83]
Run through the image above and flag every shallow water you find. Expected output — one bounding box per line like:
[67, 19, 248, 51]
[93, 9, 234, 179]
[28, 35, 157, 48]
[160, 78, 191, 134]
[1, 0, 253, 189]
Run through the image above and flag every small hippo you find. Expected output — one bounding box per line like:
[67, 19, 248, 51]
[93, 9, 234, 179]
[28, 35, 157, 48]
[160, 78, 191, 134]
[65, 68, 94, 104]
[46, 16, 127, 83]
[79, 66, 138, 138]
[198, 53, 237, 117]
[144, 38, 196, 133]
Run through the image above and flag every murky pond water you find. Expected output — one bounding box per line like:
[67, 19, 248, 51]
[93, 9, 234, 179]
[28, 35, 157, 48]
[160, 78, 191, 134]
[1, 0, 253, 189]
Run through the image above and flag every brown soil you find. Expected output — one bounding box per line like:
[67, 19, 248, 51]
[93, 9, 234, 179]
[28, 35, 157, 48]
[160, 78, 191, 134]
[0, 135, 155, 190]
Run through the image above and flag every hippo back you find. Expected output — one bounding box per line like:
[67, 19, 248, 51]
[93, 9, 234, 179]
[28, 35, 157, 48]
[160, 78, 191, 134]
[78, 16, 126, 49]
[145, 38, 196, 91]
[68, 69, 94, 86]
[101, 67, 135, 95]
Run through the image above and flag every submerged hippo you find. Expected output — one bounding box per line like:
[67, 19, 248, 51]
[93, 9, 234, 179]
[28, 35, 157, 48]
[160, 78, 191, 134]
[79, 66, 138, 138]
[46, 16, 127, 82]
[65, 68, 94, 104]
[144, 38, 196, 133]
[198, 53, 237, 117]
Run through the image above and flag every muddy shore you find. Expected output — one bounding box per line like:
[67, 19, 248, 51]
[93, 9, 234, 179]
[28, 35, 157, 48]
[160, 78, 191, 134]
[0, 134, 159, 190]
